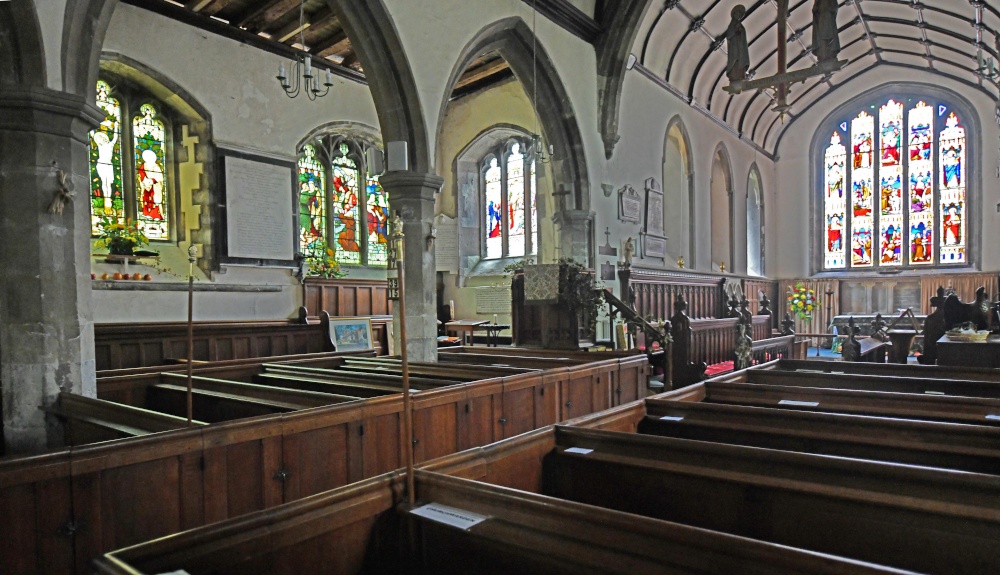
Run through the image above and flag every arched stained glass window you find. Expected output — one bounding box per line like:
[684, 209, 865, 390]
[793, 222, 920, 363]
[298, 144, 326, 260]
[89, 79, 175, 241]
[366, 175, 388, 266]
[820, 95, 972, 271]
[90, 80, 124, 235]
[133, 103, 169, 240]
[331, 143, 361, 265]
[482, 138, 538, 259]
[296, 135, 385, 271]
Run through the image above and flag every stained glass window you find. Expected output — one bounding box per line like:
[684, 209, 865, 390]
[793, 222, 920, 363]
[484, 157, 503, 259]
[132, 103, 169, 240]
[482, 139, 539, 259]
[821, 97, 971, 270]
[850, 111, 874, 267]
[331, 143, 361, 265]
[877, 100, 902, 266]
[298, 144, 326, 260]
[366, 174, 388, 266]
[823, 132, 846, 269]
[908, 102, 933, 265]
[939, 112, 966, 263]
[90, 80, 124, 235]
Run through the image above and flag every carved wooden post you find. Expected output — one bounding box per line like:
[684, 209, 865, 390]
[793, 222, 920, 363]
[780, 312, 795, 336]
[758, 293, 772, 317]
[841, 317, 862, 362]
[918, 286, 947, 365]
[670, 294, 707, 388]
[734, 314, 753, 371]
[870, 313, 888, 341]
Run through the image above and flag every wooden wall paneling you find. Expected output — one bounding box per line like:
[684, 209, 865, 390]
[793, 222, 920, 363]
[615, 356, 648, 406]
[280, 421, 351, 502]
[0, 453, 75, 575]
[920, 273, 998, 315]
[559, 367, 596, 421]
[499, 373, 543, 440]
[200, 416, 284, 521]
[359, 398, 403, 478]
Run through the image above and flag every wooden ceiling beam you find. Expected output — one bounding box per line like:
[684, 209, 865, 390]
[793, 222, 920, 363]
[454, 59, 510, 89]
[274, 19, 309, 43]
[234, 0, 300, 32]
[313, 29, 350, 58]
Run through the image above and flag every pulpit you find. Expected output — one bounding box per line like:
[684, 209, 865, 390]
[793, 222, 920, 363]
[511, 263, 597, 350]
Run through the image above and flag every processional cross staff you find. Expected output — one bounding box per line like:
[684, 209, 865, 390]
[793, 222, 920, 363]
[725, 0, 846, 119]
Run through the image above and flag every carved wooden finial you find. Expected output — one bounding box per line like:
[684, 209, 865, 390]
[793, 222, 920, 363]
[780, 312, 795, 336]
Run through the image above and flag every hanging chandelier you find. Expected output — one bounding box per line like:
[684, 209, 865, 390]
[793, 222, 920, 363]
[275, 0, 334, 100]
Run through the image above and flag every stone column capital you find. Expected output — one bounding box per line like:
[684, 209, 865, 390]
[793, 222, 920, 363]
[379, 170, 444, 202]
[0, 87, 104, 142]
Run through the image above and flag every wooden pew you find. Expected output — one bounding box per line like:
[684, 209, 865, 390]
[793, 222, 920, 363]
[260, 363, 455, 388]
[641, 398, 1000, 474]
[92, 469, 908, 575]
[159, 373, 360, 406]
[252, 372, 405, 397]
[548, 426, 1000, 575]
[765, 358, 1000, 382]
[746, 368, 1000, 399]
[49, 392, 206, 445]
[693, 380, 1000, 427]
[147, 383, 304, 423]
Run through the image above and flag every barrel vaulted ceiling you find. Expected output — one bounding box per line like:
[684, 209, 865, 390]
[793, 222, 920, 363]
[635, 0, 1000, 155]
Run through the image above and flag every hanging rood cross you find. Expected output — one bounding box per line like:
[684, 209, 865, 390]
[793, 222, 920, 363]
[724, 0, 846, 117]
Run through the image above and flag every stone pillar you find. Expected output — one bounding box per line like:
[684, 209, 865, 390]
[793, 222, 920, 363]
[553, 209, 595, 267]
[381, 171, 443, 362]
[0, 88, 102, 454]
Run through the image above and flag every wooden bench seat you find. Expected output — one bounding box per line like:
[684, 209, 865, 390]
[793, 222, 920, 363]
[548, 426, 1000, 575]
[147, 383, 304, 422]
[747, 369, 1000, 399]
[698, 380, 1000, 426]
[252, 372, 405, 397]
[159, 373, 360, 407]
[641, 398, 1000, 474]
[768, 358, 1000, 382]
[438, 352, 581, 369]
[261, 363, 454, 388]
[50, 392, 206, 445]
[344, 355, 537, 376]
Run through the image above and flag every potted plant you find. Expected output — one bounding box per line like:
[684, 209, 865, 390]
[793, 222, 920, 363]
[95, 216, 148, 256]
[307, 248, 349, 279]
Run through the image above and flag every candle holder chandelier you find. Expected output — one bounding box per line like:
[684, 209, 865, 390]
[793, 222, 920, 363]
[275, 0, 334, 100]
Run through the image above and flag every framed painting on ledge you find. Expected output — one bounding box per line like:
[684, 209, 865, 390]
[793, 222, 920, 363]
[329, 317, 375, 352]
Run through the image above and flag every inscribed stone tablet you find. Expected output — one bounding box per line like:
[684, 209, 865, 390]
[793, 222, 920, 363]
[224, 157, 294, 260]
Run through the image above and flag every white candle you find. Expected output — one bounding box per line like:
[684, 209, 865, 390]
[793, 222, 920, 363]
[326, 68, 333, 85]
[278, 63, 286, 79]
[493, 314, 498, 325]
[304, 55, 312, 77]
[449, 300, 455, 320]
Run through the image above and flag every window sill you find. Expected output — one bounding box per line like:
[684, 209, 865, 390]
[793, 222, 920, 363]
[469, 256, 535, 278]
[92, 280, 283, 292]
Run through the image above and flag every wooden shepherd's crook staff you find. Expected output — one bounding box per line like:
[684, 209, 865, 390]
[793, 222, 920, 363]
[186, 245, 196, 426]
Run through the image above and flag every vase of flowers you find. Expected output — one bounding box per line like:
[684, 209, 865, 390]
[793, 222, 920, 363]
[95, 217, 148, 256]
[308, 248, 349, 279]
[787, 282, 818, 320]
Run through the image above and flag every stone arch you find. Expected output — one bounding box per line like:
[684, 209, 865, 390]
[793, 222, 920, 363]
[710, 143, 734, 271]
[63, 0, 119, 97]
[0, 0, 46, 87]
[326, 0, 430, 174]
[298, 121, 383, 153]
[746, 163, 764, 276]
[434, 17, 590, 212]
[663, 115, 694, 268]
[98, 51, 216, 272]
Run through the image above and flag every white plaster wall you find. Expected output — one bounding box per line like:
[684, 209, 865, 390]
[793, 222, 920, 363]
[92, 3, 383, 323]
[773, 66, 1000, 279]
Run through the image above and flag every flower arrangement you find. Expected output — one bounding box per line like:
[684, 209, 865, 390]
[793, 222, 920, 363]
[95, 216, 148, 255]
[308, 248, 348, 279]
[787, 282, 818, 319]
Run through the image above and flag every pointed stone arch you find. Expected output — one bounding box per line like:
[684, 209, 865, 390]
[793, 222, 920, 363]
[326, 0, 430, 174]
[663, 115, 694, 268]
[63, 0, 119, 97]
[746, 163, 765, 276]
[434, 17, 590, 213]
[0, 0, 46, 88]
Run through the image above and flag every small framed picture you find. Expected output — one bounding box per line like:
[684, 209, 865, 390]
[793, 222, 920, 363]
[329, 317, 375, 352]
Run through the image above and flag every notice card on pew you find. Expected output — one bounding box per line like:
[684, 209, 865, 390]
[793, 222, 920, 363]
[411, 503, 489, 530]
[778, 400, 819, 407]
[659, 415, 685, 422]
[986, 414, 1000, 421]
[564, 447, 593, 455]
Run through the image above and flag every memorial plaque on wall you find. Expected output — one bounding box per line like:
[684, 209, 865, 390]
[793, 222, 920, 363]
[618, 185, 642, 223]
[219, 150, 296, 265]
[644, 178, 664, 236]
[642, 233, 667, 259]
[434, 214, 459, 273]
[475, 286, 512, 314]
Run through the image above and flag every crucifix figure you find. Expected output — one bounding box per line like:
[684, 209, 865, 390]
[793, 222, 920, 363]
[812, 0, 840, 63]
[725, 5, 750, 82]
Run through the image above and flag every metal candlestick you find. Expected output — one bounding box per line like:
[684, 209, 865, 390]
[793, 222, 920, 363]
[185, 245, 196, 426]
[824, 286, 835, 356]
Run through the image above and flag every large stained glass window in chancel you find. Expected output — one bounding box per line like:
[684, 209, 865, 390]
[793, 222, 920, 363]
[330, 144, 361, 265]
[507, 143, 526, 258]
[850, 111, 874, 267]
[90, 80, 125, 235]
[939, 112, 966, 263]
[823, 132, 847, 269]
[133, 103, 169, 240]
[908, 102, 934, 264]
[878, 100, 903, 266]
[298, 144, 327, 260]
[484, 157, 503, 259]
[366, 175, 389, 266]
